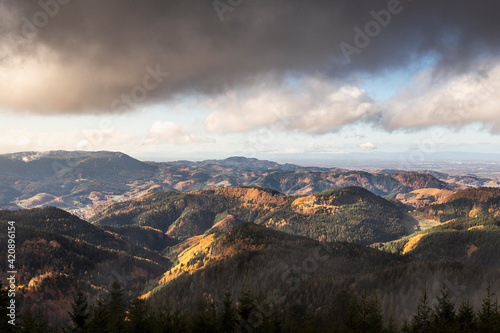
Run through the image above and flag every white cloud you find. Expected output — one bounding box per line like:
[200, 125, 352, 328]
[203, 77, 377, 134]
[358, 142, 377, 151]
[382, 62, 500, 132]
[203, 61, 500, 137]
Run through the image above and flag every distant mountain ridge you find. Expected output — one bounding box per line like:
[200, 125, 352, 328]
[1, 150, 494, 217]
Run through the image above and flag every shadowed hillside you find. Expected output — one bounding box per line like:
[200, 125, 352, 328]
[146, 221, 500, 327]
[0, 208, 171, 324]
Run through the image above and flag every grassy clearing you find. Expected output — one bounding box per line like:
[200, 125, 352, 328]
[400, 212, 440, 234]
[415, 215, 441, 230]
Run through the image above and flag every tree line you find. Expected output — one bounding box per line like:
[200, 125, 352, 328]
[2, 281, 500, 332]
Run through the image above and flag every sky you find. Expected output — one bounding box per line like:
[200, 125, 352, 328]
[1, 0, 500, 163]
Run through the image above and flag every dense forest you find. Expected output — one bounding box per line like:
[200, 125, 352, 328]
[418, 188, 500, 222]
[0, 209, 171, 324]
[1, 280, 499, 332]
[91, 186, 410, 244]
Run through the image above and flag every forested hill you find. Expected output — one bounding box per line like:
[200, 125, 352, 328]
[145, 222, 402, 310]
[417, 187, 500, 222]
[90, 186, 410, 245]
[144, 220, 500, 330]
[0, 207, 171, 324]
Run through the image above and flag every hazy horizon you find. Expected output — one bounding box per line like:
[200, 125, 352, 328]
[3, 149, 500, 178]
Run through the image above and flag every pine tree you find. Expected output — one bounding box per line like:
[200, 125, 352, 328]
[18, 304, 51, 333]
[219, 291, 237, 333]
[34, 308, 50, 333]
[69, 288, 90, 332]
[88, 297, 109, 333]
[191, 295, 218, 333]
[329, 289, 352, 330]
[127, 298, 149, 333]
[477, 286, 500, 333]
[147, 306, 188, 333]
[107, 281, 126, 333]
[271, 311, 283, 333]
[385, 315, 399, 333]
[147, 307, 173, 333]
[344, 297, 363, 332]
[108, 281, 125, 315]
[255, 309, 281, 333]
[257, 302, 280, 333]
[170, 309, 188, 333]
[237, 290, 256, 327]
[456, 298, 476, 333]
[401, 321, 411, 333]
[430, 285, 456, 333]
[343, 291, 384, 333]
[410, 288, 432, 333]
[365, 296, 384, 333]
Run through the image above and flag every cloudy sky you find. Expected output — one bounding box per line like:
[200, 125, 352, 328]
[1, 0, 500, 162]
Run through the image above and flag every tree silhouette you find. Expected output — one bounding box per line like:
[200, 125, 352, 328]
[477, 286, 500, 333]
[410, 287, 432, 333]
[219, 291, 237, 333]
[456, 298, 476, 333]
[88, 296, 109, 333]
[107, 281, 126, 333]
[0, 282, 14, 333]
[430, 285, 456, 332]
[191, 295, 218, 333]
[69, 288, 90, 332]
[237, 290, 255, 325]
[343, 290, 384, 333]
[127, 298, 149, 333]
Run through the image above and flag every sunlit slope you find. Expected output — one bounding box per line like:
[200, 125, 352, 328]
[418, 187, 500, 222]
[377, 217, 500, 269]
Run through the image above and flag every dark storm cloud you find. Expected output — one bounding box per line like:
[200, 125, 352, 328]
[1, 0, 500, 113]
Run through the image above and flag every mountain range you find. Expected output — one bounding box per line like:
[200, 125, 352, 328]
[1, 151, 498, 220]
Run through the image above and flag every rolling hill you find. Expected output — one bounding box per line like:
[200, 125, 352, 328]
[143, 220, 500, 327]
[145, 222, 402, 308]
[0, 208, 171, 324]
[417, 187, 500, 222]
[395, 188, 455, 208]
[90, 186, 410, 245]
[377, 217, 500, 268]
